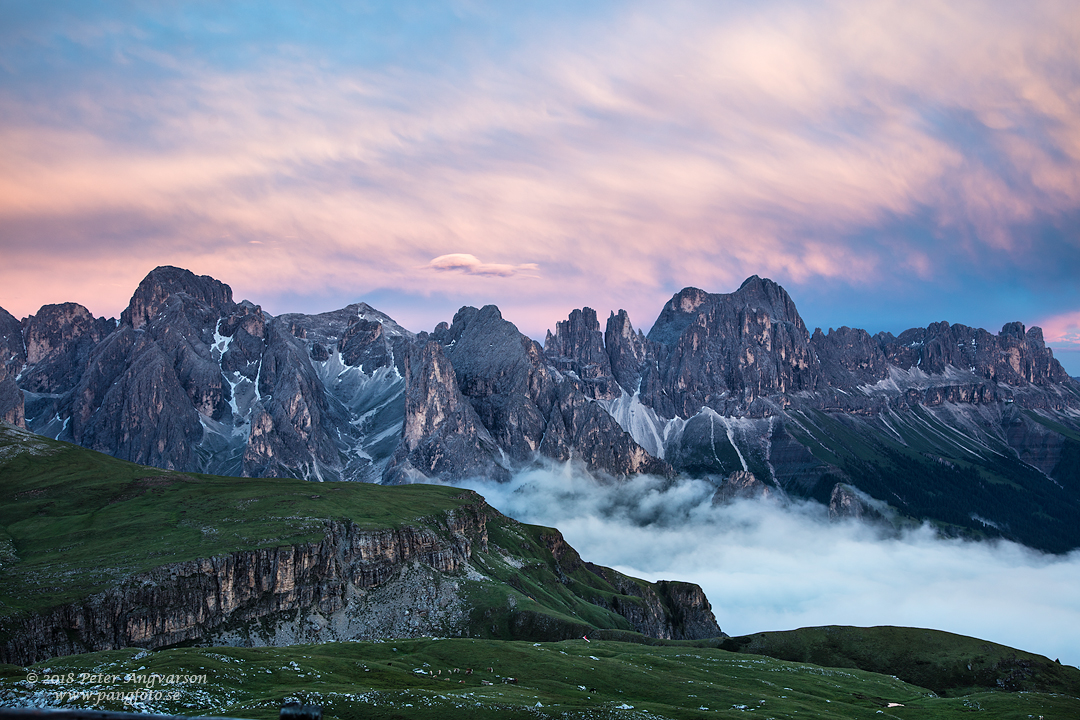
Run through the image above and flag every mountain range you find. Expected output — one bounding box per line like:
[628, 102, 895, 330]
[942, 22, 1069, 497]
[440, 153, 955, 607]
[2, 266, 1079, 551]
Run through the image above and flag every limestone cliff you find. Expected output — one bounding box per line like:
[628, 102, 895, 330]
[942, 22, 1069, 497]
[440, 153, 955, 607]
[539, 529, 720, 641]
[0, 482, 720, 666]
[0, 503, 487, 666]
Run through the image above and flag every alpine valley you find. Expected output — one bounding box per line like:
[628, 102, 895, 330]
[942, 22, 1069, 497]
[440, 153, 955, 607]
[2, 266, 1078, 552]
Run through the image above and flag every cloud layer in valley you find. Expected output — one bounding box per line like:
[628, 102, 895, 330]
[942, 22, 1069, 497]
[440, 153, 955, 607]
[1, 2, 1080, 373]
[454, 465, 1080, 668]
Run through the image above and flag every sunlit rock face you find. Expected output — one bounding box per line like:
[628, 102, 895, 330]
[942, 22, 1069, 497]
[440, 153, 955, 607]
[2, 266, 1079, 551]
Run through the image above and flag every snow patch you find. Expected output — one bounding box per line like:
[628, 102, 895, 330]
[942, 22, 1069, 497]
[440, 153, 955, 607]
[210, 319, 233, 361]
[597, 390, 669, 459]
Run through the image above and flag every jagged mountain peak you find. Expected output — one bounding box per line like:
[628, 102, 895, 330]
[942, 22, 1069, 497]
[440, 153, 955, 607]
[738, 274, 764, 289]
[18, 303, 114, 395]
[4, 266, 1080, 552]
[648, 277, 807, 349]
[120, 265, 235, 329]
[345, 302, 415, 339]
[1001, 321, 1027, 339]
[731, 275, 804, 326]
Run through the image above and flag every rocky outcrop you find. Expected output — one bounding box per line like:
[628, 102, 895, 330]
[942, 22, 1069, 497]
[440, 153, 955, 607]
[70, 329, 205, 471]
[383, 340, 509, 483]
[811, 326, 889, 387]
[279, 302, 412, 376]
[65, 277, 245, 471]
[828, 483, 883, 521]
[539, 529, 722, 641]
[875, 321, 1072, 387]
[653, 580, 727, 641]
[544, 307, 620, 399]
[241, 320, 344, 480]
[401, 304, 670, 481]
[540, 381, 672, 477]
[0, 502, 491, 666]
[641, 277, 819, 417]
[18, 303, 114, 395]
[433, 305, 555, 464]
[604, 309, 649, 394]
[712, 470, 775, 504]
[120, 266, 234, 330]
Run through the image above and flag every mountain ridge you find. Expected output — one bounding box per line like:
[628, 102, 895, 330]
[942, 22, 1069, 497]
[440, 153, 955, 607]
[2, 266, 1079, 552]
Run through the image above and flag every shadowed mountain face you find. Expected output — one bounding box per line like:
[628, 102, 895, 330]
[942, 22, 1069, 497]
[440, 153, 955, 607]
[2, 267, 1080, 551]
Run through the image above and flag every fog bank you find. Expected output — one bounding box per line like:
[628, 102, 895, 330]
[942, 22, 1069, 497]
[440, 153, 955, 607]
[454, 464, 1080, 668]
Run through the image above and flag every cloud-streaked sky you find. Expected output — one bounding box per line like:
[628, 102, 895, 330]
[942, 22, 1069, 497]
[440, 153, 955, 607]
[2, 1, 1079, 372]
[458, 467, 1080, 668]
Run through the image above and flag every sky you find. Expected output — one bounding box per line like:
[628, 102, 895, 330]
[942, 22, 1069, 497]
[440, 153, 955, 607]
[457, 467, 1080, 668]
[1, 1, 1079, 373]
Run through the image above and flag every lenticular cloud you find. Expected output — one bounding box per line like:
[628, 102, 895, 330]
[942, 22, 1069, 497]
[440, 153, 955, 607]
[453, 464, 1080, 668]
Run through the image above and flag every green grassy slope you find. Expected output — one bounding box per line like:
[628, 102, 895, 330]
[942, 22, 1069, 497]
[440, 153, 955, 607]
[0, 424, 473, 615]
[0, 423, 697, 645]
[2, 638, 1078, 719]
[723, 625, 1080, 697]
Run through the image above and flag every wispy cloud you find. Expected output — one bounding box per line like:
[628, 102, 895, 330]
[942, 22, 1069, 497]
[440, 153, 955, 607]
[424, 253, 539, 278]
[455, 465, 1080, 668]
[1041, 310, 1080, 348]
[0, 1, 1078, 340]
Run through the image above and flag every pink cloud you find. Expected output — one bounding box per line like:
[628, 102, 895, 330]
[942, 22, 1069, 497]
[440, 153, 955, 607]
[424, 253, 539, 278]
[2, 1, 1080, 336]
[1040, 310, 1080, 347]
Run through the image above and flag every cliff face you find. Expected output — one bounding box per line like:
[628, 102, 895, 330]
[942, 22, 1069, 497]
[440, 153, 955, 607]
[641, 278, 819, 417]
[0, 502, 487, 665]
[393, 304, 669, 483]
[539, 529, 721, 641]
[0, 480, 720, 666]
[544, 307, 620, 400]
[383, 339, 509, 484]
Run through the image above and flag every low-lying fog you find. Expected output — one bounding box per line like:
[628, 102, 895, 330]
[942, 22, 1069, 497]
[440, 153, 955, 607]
[453, 464, 1080, 668]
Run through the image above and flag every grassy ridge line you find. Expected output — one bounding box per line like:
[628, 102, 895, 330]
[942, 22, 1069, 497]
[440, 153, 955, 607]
[0, 424, 702, 646]
[725, 625, 1080, 697]
[3, 638, 1080, 719]
[0, 423, 475, 614]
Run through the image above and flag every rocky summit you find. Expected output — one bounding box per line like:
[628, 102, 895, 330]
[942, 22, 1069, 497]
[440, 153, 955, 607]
[2, 266, 1080, 551]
